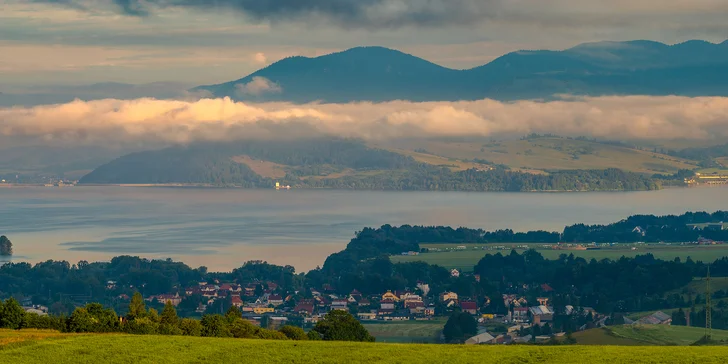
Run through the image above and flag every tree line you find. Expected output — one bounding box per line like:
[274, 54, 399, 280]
[0, 293, 373, 342]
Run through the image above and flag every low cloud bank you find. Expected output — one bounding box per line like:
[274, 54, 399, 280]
[2, 95, 728, 145]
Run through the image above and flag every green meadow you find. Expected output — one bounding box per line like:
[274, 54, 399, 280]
[3, 329, 728, 364]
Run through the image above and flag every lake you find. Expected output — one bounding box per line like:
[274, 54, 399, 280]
[1, 186, 727, 272]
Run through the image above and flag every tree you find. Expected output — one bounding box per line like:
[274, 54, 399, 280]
[279, 325, 308, 340]
[225, 305, 241, 323]
[127, 292, 146, 320]
[0, 236, 12, 256]
[311, 310, 374, 342]
[159, 301, 181, 335]
[0, 298, 25, 329]
[200, 314, 231, 337]
[672, 308, 688, 326]
[67, 308, 94, 333]
[443, 312, 477, 343]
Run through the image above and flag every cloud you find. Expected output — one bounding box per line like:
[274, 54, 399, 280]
[2, 95, 728, 146]
[234, 77, 282, 96]
[253, 52, 268, 65]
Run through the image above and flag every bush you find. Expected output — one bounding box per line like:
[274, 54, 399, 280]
[124, 317, 159, 335]
[307, 330, 322, 340]
[179, 318, 202, 336]
[279, 325, 308, 340]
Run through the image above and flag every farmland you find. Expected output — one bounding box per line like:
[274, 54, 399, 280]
[374, 137, 697, 175]
[3, 329, 728, 364]
[391, 243, 728, 271]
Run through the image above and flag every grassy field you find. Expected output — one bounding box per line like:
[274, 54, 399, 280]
[391, 243, 728, 271]
[573, 325, 728, 346]
[3, 329, 728, 363]
[374, 138, 697, 174]
[363, 319, 445, 343]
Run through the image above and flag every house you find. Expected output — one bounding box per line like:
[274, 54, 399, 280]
[460, 301, 478, 315]
[267, 294, 284, 307]
[635, 311, 671, 325]
[380, 299, 396, 311]
[350, 289, 363, 301]
[294, 302, 314, 316]
[358, 298, 371, 307]
[529, 306, 554, 324]
[424, 306, 436, 317]
[400, 292, 421, 302]
[450, 269, 461, 278]
[512, 307, 529, 321]
[106, 281, 117, 290]
[536, 297, 549, 306]
[381, 291, 400, 302]
[231, 295, 244, 308]
[464, 332, 495, 345]
[632, 226, 646, 236]
[439, 292, 458, 302]
[219, 283, 233, 291]
[331, 299, 349, 311]
[405, 301, 425, 314]
[540, 284, 554, 293]
[155, 293, 182, 306]
[253, 307, 275, 314]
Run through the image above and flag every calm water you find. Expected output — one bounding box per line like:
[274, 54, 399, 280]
[1, 186, 727, 272]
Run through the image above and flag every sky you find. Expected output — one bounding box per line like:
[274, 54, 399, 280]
[2, 0, 728, 88]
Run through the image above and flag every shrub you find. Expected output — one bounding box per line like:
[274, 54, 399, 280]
[279, 325, 308, 340]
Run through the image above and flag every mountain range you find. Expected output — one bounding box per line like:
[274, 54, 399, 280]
[194, 40, 728, 103]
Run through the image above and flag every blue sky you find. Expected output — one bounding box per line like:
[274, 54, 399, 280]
[2, 0, 728, 88]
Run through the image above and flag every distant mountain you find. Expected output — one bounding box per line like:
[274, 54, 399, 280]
[194, 40, 728, 102]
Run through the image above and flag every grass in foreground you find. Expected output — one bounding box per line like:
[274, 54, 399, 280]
[3, 329, 728, 364]
[573, 325, 728, 346]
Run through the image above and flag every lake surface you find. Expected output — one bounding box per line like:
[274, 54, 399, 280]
[1, 186, 727, 272]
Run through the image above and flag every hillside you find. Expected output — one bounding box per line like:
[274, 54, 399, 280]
[2, 330, 728, 363]
[78, 138, 661, 192]
[195, 40, 728, 102]
[573, 325, 728, 346]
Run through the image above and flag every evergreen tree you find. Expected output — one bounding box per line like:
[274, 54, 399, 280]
[443, 312, 477, 343]
[127, 292, 146, 320]
[160, 301, 179, 327]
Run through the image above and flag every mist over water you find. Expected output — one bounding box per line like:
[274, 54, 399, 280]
[1, 186, 727, 272]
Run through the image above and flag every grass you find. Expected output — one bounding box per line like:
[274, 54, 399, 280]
[373, 138, 697, 174]
[363, 319, 445, 343]
[392, 243, 728, 271]
[3, 330, 728, 363]
[572, 325, 728, 346]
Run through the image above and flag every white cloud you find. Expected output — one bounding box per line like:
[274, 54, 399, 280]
[234, 77, 282, 96]
[2, 95, 728, 146]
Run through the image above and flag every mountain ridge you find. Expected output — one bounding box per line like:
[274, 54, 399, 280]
[194, 39, 728, 102]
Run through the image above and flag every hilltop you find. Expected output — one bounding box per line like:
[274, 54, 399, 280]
[195, 40, 728, 102]
[2, 330, 728, 364]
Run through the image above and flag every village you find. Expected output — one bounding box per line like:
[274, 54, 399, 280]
[95, 266, 672, 345]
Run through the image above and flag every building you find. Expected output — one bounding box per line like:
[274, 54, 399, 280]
[381, 291, 400, 302]
[450, 269, 461, 278]
[267, 294, 284, 306]
[464, 332, 495, 345]
[231, 295, 244, 308]
[358, 312, 377, 320]
[460, 301, 478, 315]
[635, 311, 671, 325]
[439, 292, 458, 302]
[380, 299, 396, 311]
[294, 302, 314, 316]
[155, 293, 182, 306]
[529, 305, 554, 324]
[331, 299, 349, 311]
[253, 307, 275, 314]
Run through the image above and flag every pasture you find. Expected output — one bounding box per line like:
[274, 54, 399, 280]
[391, 243, 728, 271]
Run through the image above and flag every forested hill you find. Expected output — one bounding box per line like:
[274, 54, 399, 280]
[79, 138, 659, 192]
